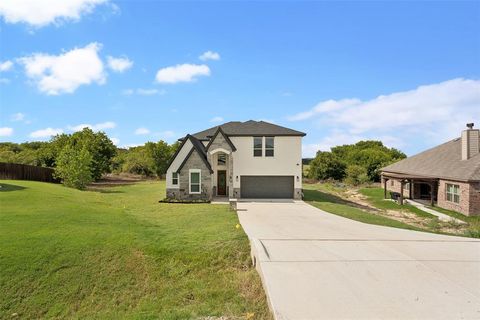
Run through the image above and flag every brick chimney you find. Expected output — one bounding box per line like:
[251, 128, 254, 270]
[461, 123, 480, 160]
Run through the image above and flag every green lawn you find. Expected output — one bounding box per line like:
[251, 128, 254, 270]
[359, 187, 436, 218]
[304, 183, 480, 238]
[0, 180, 269, 319]
[425, 205, 480, 238]
[303, 185, 422, 232]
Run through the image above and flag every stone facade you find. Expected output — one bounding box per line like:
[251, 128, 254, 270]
[207, 131, 234, 198]
[294, 188, 303, 200]
[382, 176, 480, 216]
[166, 150, 212, 201]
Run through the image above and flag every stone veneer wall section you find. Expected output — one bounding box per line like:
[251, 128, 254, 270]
[206, 132, 234, 197]
[166, 150, 212, 201]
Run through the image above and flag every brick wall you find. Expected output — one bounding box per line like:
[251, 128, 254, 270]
[437, 179, 479, 216]
[382, 177, 410, 198]
[468, 182, 480, 216]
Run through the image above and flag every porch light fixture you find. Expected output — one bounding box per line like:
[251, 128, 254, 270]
[236, 176, 239, 181]
[296, 176, 299, 182]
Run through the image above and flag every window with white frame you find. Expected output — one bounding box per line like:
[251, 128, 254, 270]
[253, 137, 262, 157]
[265, 137, 274, 157]
[217, 153, 226, 166]
[189, 169, 201, 194]
[446, 183, 460, 204]
[172, 172, 178, 185]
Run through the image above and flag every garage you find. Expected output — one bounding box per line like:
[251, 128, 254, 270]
[240, 176, 294, 199]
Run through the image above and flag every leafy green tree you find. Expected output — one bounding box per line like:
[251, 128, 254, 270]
[49, 128, 116, 180]
[308, 151, 346, 180]
[308, 140, 406, 182]
[54, 145, 93, 189]
[344, 165, 369, 186]
[121, 146, 155, 176]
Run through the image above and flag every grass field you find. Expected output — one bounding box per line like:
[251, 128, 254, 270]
[303, 184, 422, 232]
[359, 187, 436, 218]
[304, 183, 480, 238]
[0, 180, 269, 319]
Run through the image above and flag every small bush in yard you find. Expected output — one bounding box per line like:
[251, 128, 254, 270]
[54, 145, 93, 189]
[344, 165, 369, 186]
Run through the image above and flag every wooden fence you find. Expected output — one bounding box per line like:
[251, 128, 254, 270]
[0, 162, 60, 183]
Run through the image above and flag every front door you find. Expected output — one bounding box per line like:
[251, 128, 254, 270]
[217, 170, 227, 196]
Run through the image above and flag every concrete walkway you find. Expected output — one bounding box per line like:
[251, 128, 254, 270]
[405, 199, 466, 224]
[237, 201, 480, 320]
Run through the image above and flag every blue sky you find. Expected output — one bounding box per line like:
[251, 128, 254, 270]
[0, 1, 479, 156]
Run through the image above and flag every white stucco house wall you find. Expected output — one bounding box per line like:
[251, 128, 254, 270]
[165, 120, 306, 200]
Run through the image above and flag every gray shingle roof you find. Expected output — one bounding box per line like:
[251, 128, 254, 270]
[381, 138, 480, 182]
[192, 120, 306, 140]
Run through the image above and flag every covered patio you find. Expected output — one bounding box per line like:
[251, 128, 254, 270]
[381, 172, 439, 206]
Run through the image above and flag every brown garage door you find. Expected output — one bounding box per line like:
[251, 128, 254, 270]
[240, 176, 294, 199]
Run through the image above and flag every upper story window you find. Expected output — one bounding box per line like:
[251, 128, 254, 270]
[172, 172, 178, 185]
[253, 137, 262, 157]
[265, 137, 274, 157]
[217, 153, 226, 166]
[446, 183, 460, 204]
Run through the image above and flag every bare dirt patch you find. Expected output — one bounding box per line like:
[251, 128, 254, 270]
[341, 188, 469, 235]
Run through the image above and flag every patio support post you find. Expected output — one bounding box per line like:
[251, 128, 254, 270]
[383, 178, 388, 199]
[400, 180, 404, 205]
[430, 182, 435, 207]
[409, 179, 413, 199]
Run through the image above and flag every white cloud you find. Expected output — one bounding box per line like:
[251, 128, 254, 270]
[134, 127, 150, 135]
[18, 42, 105, 95]
[29, 127, 63, 138]
[0, 60, 13, 72]
[0, 78, 10, 84]
[0, 0, 108, 28]
[68, 121, 116, 132]
[10, 113, 25, 122]
[288, 98, 361, 121]
[107, 56, 133, 73]
[119, 143, 142, 149]
[111, 137, 120, 145]
[295, 78, 480, 157]
[123, 88, 166, 96]
[210, 116, 224, 123]
[0, 127, 13, 137]
[155, 64, 210, 84]
[199, 51, 220, 61]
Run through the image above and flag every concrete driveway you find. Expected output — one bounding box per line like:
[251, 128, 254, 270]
[237, 200, 480, 320]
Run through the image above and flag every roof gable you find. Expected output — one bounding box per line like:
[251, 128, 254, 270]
[167, 135, 213, 174]
[205, 127, 237, 152]
[176, 135, 213, 174]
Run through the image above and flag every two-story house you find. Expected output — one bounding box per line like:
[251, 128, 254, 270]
[165, 120, 306, 200]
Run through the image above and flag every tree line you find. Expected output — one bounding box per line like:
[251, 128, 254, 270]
[306, 140, 406, 185]
[0, 128, 179, 189]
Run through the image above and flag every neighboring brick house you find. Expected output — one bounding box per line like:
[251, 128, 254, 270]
[165, 120, 306, 201]
[381, 123, 480, 216]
